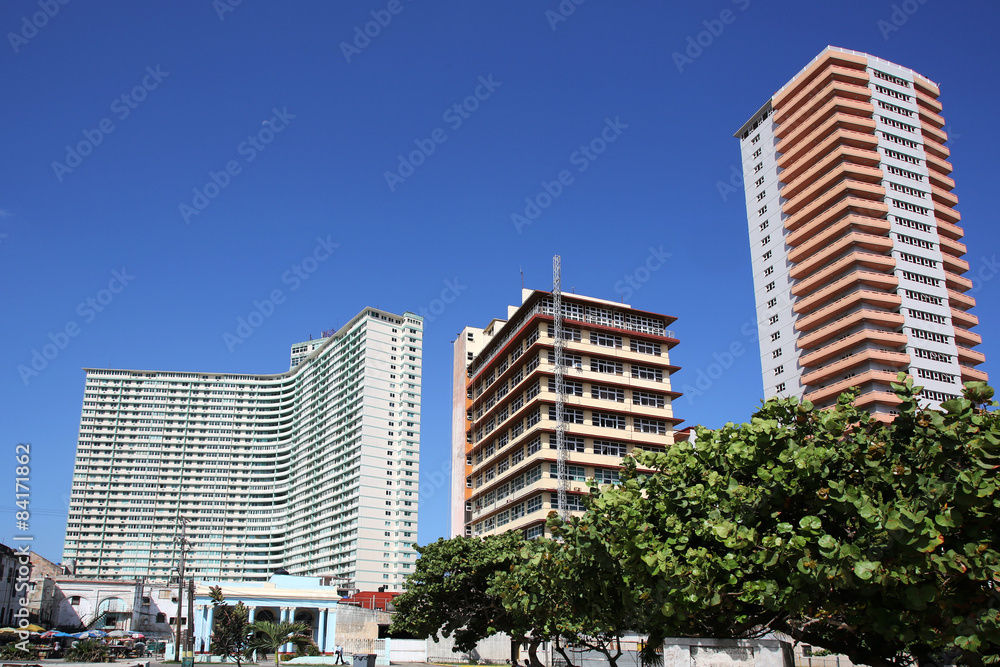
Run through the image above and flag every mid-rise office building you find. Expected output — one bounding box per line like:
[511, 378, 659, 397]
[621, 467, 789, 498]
[64, 308, 422, 591]
[735, 46, 987, 417]
[451, 289, 680, 538]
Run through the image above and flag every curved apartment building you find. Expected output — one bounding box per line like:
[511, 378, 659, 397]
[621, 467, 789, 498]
[735, 47, 987, 418]
[63, 308, 422, 591]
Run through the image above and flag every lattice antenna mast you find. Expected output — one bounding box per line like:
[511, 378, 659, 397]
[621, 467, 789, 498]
[553, 255, 569, 521]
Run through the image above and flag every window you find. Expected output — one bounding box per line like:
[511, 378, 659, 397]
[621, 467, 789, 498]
[768, 314, 779, 325]
[762, 250, 772, 260]
[590, 331, 622, 348]
[525, 525, 544, 540]
[751, 134, 760, 144]
[547, 378, 583, 396]
[591, 358, 623, 375]
[548, 406, 583, 424]
[592, 385, 625, 402]
[551, 464, 587, 481]
[632, 390, 664, 408]
[774, 365, 783, 375]
[634, 417, 666, 434]
[525, 435, 542, 455]
[549, 434, 585, 452]
[754, 176, 764, 187]
[767, 298, 777, 308]
[771, 349, 782, 359]
[770, 331, 780, 342]
[752, 147, 761, 158]
[631, 365, 663, 382]
[71, 596, 81, 606]
[761, 235, 770, 246]
[594, 440, 627, 457]
[593, 468, 620, 484]
[630, 339, 661, 355]
[775, 382, 786, 392]
[593, 412, 626, 429]
[526, 495, 542, 514]
[764, 266, 773, 276]
[759, 220, 769, 231]
[758, 205, 767, 216]
[765, 281, 775, 292]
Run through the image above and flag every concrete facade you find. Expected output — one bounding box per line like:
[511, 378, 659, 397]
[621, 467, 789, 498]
[63, 307, 422, 592]
[735, 47, 986, 417]
[452, 289, 681, 538]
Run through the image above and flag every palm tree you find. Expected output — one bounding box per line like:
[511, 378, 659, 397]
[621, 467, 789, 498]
[245, 621, 314, 667]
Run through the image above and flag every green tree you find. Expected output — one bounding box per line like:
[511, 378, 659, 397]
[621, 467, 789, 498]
[390, 533, 542, 664]
[585, 376, 999, 666]
[245, 621, 314, 667]
[208, 585, 252, 667]
[493, 513, 643, 667]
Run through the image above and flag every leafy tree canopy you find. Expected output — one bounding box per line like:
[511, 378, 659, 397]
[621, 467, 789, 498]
[590, 376, 999, 666]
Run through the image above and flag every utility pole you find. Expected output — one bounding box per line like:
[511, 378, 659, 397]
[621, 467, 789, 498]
[553, 255, 568, 521]
[174, 517, 190, 658]
[187, 578, 195, 654]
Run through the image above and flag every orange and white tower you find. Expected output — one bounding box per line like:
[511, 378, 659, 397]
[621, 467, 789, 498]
[735, 46, 986, 418]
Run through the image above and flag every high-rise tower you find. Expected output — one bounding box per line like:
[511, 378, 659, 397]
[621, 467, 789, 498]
[735, 46, 986, 418]
[64, 307, 422, 591]
[451, 289, 681, 539]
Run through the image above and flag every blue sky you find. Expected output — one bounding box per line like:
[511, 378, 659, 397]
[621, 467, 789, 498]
[3, 0, 998, 564]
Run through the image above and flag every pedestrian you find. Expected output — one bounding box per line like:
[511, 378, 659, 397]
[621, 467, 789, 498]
[335, 644, 346, 664]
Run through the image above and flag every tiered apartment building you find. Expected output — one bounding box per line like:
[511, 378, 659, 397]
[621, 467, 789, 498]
[735, 46, 987, 417]
[64, 307, 422, 591]
[451, 289, 680, 539]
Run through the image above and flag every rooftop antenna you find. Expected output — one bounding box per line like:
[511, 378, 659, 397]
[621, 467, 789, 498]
[553, 255, 568, 522]
[520, 266, 524, 290]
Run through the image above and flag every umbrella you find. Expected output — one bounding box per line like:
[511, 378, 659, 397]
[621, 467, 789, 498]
[74, 629, 109, 639]
[25, 624, 46, 632]
[129, 632, 145, 639]
[108, 630, 130, 637]
[40, 630, 75, 639]
[0, 627, 20, 634]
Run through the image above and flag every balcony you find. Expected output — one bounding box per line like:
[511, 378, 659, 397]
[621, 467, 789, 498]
[960, 366, 989, 383]
[800, 348, 909, 385]
[915, 88, 943, 114]
[954, 327, 982, 348]
[951, 308, 979, 329]
[794, 271, 899, 316]
[800, 328, 906, 367]
[925, 153, 954, 179]
[773, 53, 869, 113]
[777, 115, 877, 167]
[956, 346, 986, 366]
[804, 369, 902, 404]
[783, 163, 885, 216]
[939, 235, 968, 259]
[793, 250, 895, 296]
[796, 309, 905, 350]
[934, 202, 961, 225]
[777, 128, 879, 176]
[789, 229, 892, 272]
[776, 98, 874, 150]
[775, 80, 873, 139]
[781, 146, 881, 200]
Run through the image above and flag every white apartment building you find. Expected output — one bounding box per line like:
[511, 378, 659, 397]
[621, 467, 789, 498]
[63, 307, 422, 592]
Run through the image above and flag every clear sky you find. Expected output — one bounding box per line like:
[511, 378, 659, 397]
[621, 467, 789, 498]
[2, 0, 998, 564]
